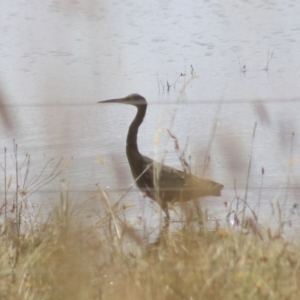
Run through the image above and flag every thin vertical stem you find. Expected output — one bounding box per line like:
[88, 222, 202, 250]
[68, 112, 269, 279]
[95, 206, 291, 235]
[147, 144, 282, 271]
[4, 147, 7, 219]
[242, 122, 257, 223]
[284, 132, 295, 204]
[256, 167, 264, 223]
[13, 140, 20, 236]
[202, 98, 223, 177]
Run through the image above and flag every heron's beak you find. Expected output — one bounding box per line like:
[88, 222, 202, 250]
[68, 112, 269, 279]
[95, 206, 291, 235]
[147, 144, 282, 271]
[98, 98, 127, 104]
[98, 94, 146, 106]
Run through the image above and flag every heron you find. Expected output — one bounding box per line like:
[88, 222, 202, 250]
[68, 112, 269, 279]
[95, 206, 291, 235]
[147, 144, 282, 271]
[98, 94, 223, 222]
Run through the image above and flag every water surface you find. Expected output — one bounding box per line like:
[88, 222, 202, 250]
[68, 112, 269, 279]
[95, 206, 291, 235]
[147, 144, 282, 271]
[0, 0, 300, 237]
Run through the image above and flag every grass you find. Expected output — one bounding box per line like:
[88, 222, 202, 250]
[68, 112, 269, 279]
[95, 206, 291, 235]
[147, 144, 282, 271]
[0, 167, 299, 300]
[0, 114, 299, 299]
[0, 210, 299, 300]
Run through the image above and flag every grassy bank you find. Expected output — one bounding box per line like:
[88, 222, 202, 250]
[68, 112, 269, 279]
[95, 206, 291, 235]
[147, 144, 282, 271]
[0, 202, 299, 300]
[0, 143, 299, 299]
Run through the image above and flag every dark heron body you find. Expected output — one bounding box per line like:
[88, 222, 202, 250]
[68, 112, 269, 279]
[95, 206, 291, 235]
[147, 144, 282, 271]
[98, 94, 223, 221]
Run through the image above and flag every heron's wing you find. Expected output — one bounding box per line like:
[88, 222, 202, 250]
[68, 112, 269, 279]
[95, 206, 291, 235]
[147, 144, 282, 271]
[141, 156, 186, 198]
[142, 156, 185, 183]
[141, 155, 223, 202]
[153, 162, 223, 198]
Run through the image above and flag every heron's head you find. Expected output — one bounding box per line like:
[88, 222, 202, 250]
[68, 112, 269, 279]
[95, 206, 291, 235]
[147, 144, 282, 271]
[98, 94, 147, 107]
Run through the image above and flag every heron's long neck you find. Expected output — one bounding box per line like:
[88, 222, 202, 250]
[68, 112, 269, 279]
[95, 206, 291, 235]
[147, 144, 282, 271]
[126, 105, 146, 153]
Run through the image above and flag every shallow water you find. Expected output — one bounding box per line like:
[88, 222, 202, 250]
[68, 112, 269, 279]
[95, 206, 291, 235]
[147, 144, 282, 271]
[0, 0, 300, 238]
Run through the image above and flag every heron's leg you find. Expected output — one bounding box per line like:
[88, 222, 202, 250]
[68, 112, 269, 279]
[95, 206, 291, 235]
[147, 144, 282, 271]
[162, 206, 170, 229]
[148, 205, 169, 248]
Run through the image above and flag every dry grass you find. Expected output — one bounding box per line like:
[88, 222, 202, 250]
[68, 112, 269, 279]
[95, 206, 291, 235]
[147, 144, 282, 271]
[0, 201, 299, 300]
[0, 136, 299, 299]
[99, 228, 300, 300]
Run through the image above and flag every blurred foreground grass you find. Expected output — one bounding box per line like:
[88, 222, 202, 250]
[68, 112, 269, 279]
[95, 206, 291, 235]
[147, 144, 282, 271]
[0, 141, 300, 300]
[0, 201, 299, 300]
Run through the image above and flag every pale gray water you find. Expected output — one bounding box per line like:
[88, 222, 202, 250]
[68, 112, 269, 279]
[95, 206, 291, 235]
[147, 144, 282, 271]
[0, 0, 300, 238]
